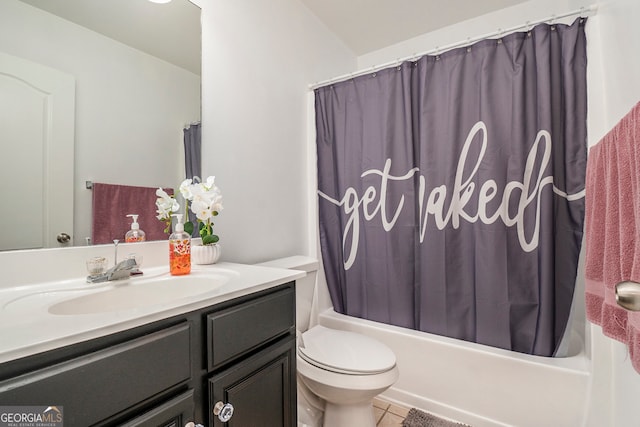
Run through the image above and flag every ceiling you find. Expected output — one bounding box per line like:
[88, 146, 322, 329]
[17, 0, 201, 75]
[17, 0, 528, 73]
[300, 0, 528, 55]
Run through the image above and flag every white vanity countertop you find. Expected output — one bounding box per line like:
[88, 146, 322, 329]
[0, 262, 305, 364]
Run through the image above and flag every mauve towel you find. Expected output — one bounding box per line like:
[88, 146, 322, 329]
[91, 183, 173, 245]
[585, 101, 640, 372]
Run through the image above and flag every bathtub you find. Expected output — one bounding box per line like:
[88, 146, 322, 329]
[317, 308, 590, 427]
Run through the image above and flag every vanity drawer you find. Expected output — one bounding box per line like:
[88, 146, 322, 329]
[120, 389, 195, 427]
[0, 322, 191, 427]
[206, 285, 295, 371]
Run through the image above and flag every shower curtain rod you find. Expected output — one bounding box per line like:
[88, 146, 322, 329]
[309, 4, 597, 90]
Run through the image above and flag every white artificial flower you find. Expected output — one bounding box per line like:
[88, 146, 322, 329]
[156, 187, 171, 199]
[212, 198, 224, 213]
[155, 188, 179, 220]
[179, 179, 194, 200]
[189, 182, 208, 201]
[207, 190, 223, 213]
[169, 176, 224, 243]
[191, 198, 214, 222]
[204, 176, 216, 190]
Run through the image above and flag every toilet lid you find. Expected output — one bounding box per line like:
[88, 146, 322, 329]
[298, 325, 396, 374]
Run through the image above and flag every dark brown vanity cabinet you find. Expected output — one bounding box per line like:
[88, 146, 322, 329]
[0, 282, 296, 427]
[206, 286, 296, 427]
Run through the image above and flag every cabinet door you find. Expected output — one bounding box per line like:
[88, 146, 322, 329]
[208, 337, 296, 427]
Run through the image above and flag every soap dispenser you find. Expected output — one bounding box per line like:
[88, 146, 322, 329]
[125, 214, 146, 242]
[169, 214, 191, 276]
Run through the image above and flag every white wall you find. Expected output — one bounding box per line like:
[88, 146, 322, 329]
[194, 0, 356, 263]
[0, 0, 201, 246]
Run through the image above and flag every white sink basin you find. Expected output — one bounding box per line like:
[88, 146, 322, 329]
[2, 271, 235, 315]
[50, 275, 228, 315]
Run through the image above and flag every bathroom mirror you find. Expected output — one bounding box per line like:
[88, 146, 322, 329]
[0, 0, 201, 251]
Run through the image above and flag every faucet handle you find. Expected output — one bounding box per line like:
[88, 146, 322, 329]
[113, 258, 137, 271]
[86, 256, 107, 276]
[126, 253, 143, 274]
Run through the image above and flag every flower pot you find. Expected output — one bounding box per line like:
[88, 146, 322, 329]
[191, 243, 221, 265]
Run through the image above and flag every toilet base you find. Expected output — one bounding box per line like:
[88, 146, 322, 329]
[298, 379, 324, 427]
[297, 353, 399, 427]
[323, 401, 375, 427]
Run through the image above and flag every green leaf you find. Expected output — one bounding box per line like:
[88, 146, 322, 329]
[184, 221, 194, 235]
[202, 234, 219, 245]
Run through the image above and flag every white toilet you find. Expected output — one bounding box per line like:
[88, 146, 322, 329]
[257, 256, 399, 427]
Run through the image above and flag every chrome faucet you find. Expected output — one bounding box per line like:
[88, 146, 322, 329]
[87, 258, 138, 283]
[86, 240, 137, 283]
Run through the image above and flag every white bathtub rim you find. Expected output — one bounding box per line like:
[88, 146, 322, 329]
[318, 308, 589, 375]
[316, 309, 590, 427]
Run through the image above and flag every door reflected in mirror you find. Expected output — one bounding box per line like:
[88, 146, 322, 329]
[0, 0, 201, 251]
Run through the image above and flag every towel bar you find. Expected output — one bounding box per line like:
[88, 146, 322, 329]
[615, 281, 640, 311]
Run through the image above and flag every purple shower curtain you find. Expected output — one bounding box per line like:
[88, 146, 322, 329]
[184, 122, 201, 231]
[315, 20, 587, 356]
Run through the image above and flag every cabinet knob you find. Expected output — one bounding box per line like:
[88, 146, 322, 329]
[213, 401, 234, 422]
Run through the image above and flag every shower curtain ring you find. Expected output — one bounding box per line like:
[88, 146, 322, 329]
[525, 20, 532, 35]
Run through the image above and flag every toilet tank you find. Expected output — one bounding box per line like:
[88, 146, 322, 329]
[256, 256, 318, 333]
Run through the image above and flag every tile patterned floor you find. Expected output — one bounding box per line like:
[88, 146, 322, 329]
[373, 398, 410, 426]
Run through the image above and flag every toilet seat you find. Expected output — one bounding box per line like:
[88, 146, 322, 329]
[298, 325, 396, 375]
